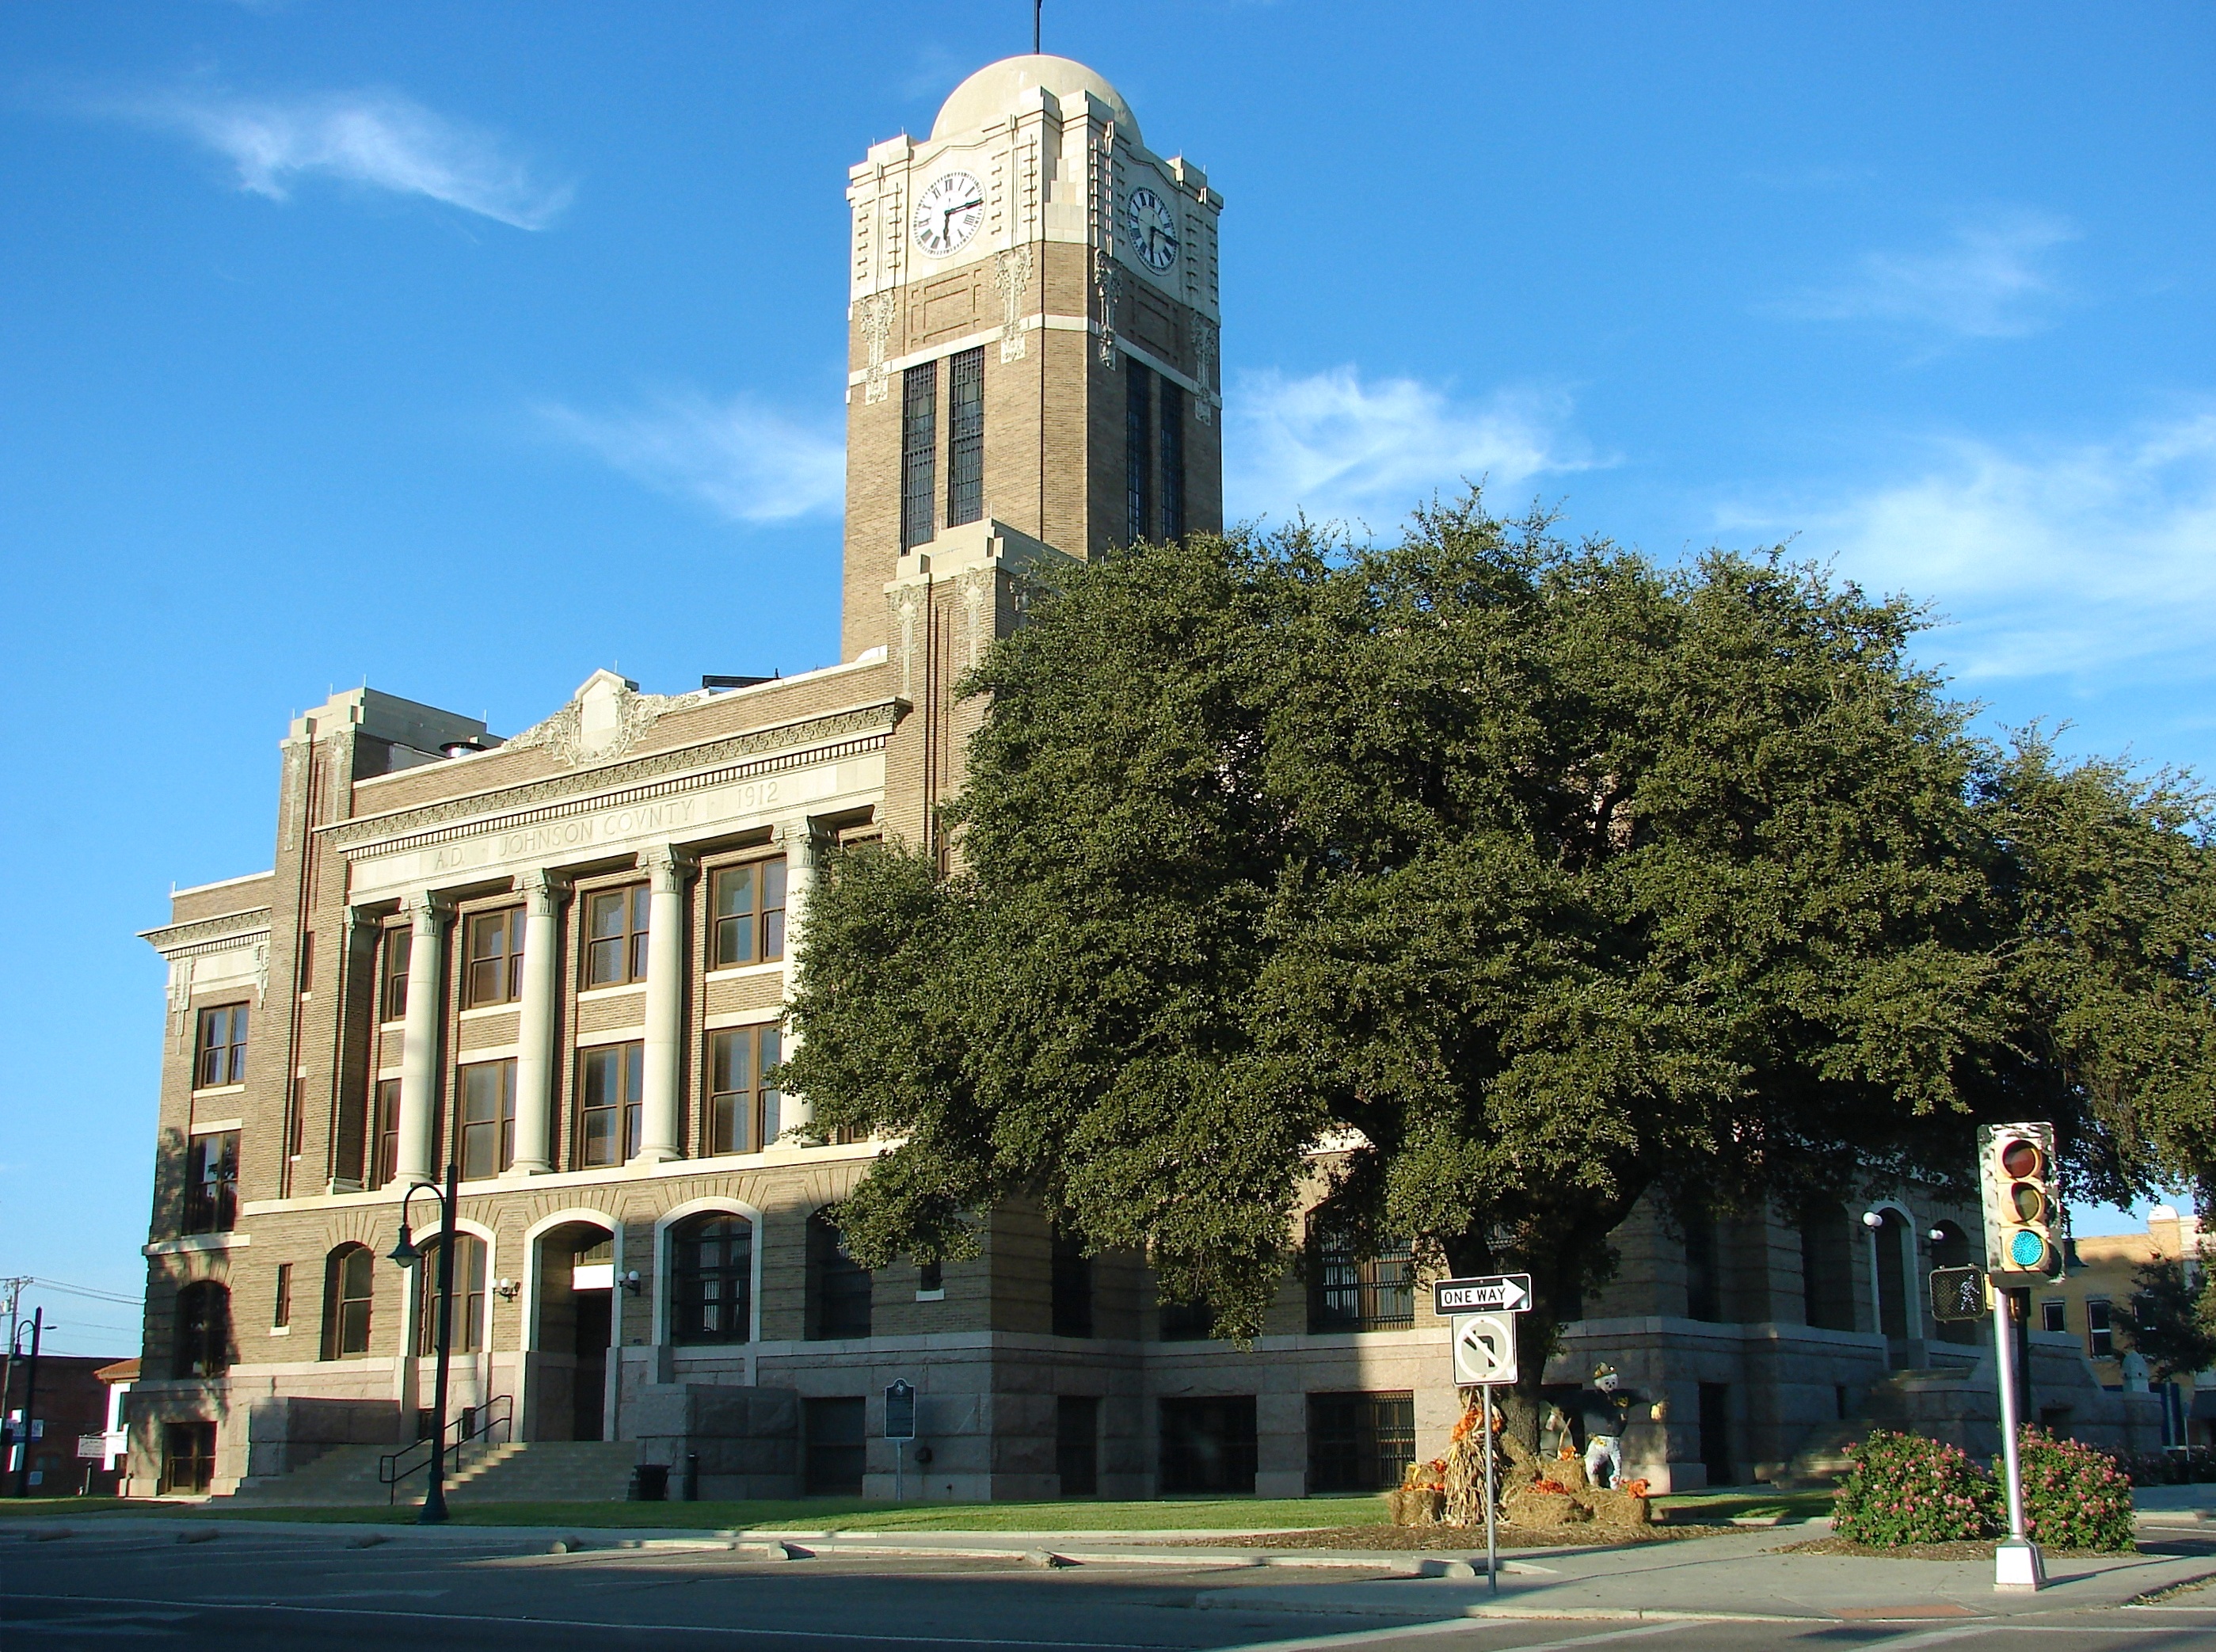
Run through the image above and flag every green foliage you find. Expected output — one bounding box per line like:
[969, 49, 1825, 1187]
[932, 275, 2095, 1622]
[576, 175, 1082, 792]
[2008, 1428, 2138, 1552]
[2125, 1257, 2216, 1383]
[781, 495, 2216, 1380]
[1832, 1429, 1999, 1546]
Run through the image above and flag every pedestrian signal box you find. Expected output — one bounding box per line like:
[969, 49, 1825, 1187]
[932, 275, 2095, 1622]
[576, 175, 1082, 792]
[1979, 1121, 2062, 1281]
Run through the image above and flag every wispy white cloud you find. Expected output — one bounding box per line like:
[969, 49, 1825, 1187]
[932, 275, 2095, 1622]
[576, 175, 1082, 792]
[102, 86, 569, 229]
[1779, 209, 2077, 339]
[1717, 409, 2216, 681]
[539, 392, 846, 525]
[1226, 367, 1602, 530]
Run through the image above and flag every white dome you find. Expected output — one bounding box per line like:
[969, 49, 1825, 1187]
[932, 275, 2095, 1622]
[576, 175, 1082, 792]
[932, 55, 1140, 148]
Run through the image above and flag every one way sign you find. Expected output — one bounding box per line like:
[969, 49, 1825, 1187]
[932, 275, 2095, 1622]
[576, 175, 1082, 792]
[1433, 1273, 1533, 1315]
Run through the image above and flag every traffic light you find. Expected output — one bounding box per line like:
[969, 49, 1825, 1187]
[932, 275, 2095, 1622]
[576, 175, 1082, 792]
[1979, 1121, 2062, 1279]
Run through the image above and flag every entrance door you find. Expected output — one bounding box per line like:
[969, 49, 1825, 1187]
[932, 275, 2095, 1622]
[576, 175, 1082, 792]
[572, 1289, 611, 1443]
[1057, 1395, 1099, 1496]
[805, 1397, 866, 1494]
[160, 1422, 216, 1495]
[1698, 1383, 1733, 1489]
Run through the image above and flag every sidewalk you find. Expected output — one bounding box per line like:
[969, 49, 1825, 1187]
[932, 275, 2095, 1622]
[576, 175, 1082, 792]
[10, 1513, 2216, 1623]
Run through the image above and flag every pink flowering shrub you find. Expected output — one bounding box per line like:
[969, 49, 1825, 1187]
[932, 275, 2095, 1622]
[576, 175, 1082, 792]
[2005, 1429, 2136, 1552]
[1832, 1429, 1999, 1545]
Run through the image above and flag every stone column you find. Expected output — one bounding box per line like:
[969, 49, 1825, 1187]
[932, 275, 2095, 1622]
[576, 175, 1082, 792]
[635, 843, 688, 1164]
[773, 816, 823, 1131]
[395, 890, 450, 1186]
[508, 869, 565, 1176]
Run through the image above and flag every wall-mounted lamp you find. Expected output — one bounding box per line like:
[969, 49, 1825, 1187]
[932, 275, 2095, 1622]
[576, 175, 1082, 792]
[1926, 1227, 1949, 1244]
[1861, 1211, 1884, 1230]
[492, 1277, 520, 1301]
[620, 1269, 642, 1296]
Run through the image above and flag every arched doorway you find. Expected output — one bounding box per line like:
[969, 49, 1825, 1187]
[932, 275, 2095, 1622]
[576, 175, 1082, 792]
[531, 1220, 615, 1441]
[1873, 1209, 1912, 1349]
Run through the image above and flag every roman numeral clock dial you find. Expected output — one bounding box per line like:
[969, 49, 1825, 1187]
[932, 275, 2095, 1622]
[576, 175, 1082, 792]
[912, 171, 984, 257]
[1126, 185, 1178, 272]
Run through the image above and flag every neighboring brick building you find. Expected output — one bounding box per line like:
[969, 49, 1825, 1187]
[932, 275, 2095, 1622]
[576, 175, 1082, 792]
[127, 54, 2149, 1505]
[2032, 1207, 2213, 1443]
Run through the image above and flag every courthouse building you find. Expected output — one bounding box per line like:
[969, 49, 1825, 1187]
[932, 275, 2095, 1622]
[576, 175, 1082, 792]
[128, 55, 2138, 1504]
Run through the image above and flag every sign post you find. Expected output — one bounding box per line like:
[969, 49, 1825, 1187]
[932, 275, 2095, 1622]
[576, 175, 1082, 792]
[1435, 1276, 1532, 1596]
[885, 1380, 917, 1503]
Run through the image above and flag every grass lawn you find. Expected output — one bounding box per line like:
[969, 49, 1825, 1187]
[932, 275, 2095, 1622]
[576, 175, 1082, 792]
[1651, 1487, 1833, 1524]
[0, 1493, 1392, 1532]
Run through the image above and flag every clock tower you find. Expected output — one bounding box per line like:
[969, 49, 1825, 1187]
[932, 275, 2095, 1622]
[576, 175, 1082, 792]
[840, 56, 1225, 661]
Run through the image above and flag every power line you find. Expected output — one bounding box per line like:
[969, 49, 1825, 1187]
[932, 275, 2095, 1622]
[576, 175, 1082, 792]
[25, 1278, 139, 1308]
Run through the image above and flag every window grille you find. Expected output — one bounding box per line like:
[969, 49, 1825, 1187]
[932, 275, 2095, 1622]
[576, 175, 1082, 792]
[946, 347, 984, 527]
[1159, 378, 1186, 539]
[1125, 362, 1152, 543]
[901, 360, 938, 550]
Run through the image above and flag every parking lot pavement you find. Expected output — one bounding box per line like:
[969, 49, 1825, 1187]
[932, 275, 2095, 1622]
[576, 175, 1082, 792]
[7, 1524, 2216, 1651]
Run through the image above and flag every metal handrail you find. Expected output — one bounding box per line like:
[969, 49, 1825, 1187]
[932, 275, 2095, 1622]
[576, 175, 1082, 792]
[379, 1394, 513, 1503]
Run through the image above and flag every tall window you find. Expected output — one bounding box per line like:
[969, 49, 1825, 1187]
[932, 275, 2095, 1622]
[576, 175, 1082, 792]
[1125, 361, 1152, 543]
[900, 359, 938, 550]
[710, 858, 786, 968]
[273, 1262, 293, 1330]
[371, 1079, 401, 1188]
[183, 1131, 238, 1235]
[295, 932, 314, 995]
[2088, 1299, 2115, 1358]
[324, 1244, 375, 1358]
[946, 346, 984, 527]
[580, 1042, 644, 1167]
[584, 885, 650, 987]
[1308, 1391, 1416, 1493]
[194, 1003, 249, 1087]
[463, 908, 525, 1007]
[171, 1281, 232, 1379]
[1306, 1210, 1415, 1332]
[671, 1213, 755, 1344]
[415, 1234, 487, 1355]
[1052, 1230, 1094, 1338]
[808, 1210, 872, 1339]
[2042, 1299, 2068, 1333]
[706, 1023, 782, 1155]
[380, 927, 412, 1022]
[1159, 378, 1186, 539]
[459, 1060, 517, 1179]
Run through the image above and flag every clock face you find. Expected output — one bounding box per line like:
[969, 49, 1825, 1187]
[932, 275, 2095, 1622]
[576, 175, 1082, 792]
[1126, 185, 1178, 272]
[912, 171, 984, 258]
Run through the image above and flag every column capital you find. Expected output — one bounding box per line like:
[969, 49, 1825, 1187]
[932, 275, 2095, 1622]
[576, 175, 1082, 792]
[642, 841, 691, 893]
[518, 866, 569, 914]
[771, 815, 832, 865]
[403, 889, 451, 932]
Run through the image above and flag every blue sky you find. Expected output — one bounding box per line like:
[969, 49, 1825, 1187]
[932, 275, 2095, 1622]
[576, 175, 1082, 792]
[2, 2, 2210, 1357]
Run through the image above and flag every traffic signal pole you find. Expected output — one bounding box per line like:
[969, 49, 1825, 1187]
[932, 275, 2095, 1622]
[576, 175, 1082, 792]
[1992, 1287, 2043, 1589]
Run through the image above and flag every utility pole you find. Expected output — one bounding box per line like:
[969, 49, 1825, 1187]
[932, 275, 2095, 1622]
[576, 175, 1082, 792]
[12, 1308, 42, 1498]
[0, 1277, 29, 1483]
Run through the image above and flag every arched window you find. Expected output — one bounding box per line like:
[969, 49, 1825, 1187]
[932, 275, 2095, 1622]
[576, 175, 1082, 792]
[807, 1211, 872, 1340]
[1306, 1208, 1414, 1333]
[171, 1281, 231, 1379]
[670, 1213, 754, 1345]
[414, 1235, 488, 1355]
[323, 1243, 375, 1359]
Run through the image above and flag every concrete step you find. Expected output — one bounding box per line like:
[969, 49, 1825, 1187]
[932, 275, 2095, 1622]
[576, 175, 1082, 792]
[219, 1437, 640, 1509]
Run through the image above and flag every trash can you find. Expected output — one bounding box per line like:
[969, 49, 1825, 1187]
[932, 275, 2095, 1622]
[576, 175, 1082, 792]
[628, 1463, 669, 1502]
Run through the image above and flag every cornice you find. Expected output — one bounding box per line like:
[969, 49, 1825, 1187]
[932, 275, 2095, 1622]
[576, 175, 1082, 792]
[322, 699, 906, 859]
[139, 908, 275, 959]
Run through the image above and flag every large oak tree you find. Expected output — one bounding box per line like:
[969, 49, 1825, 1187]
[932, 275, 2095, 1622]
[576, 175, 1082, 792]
[782, 500, 2216, 1427]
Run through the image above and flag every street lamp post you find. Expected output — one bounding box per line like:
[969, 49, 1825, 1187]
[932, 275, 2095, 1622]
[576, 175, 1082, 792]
[389, 1155, 461, 1524]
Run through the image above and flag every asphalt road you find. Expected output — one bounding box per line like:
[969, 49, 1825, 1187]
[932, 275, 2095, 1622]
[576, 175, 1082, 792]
[6, 1527, 2216, 1651]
